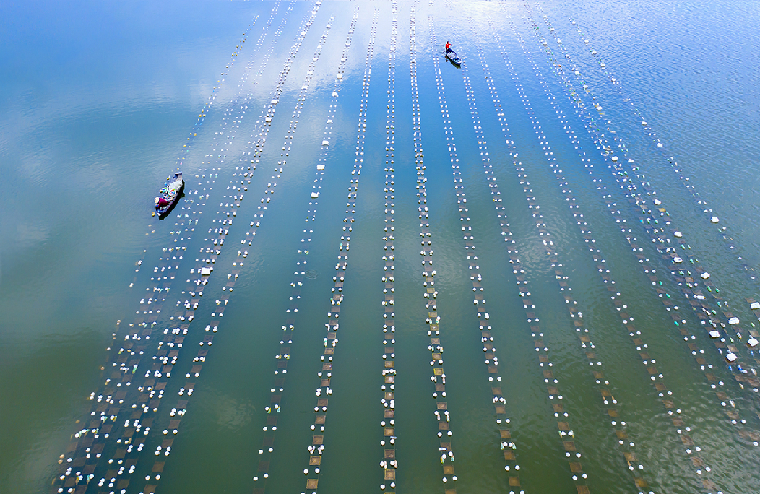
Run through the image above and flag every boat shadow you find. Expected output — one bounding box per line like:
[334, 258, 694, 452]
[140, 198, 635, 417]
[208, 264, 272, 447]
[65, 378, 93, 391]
[445, 55, 461, 69]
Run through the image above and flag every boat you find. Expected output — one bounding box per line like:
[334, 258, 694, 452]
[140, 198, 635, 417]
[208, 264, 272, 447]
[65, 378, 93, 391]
[445, 50, 461, 66]
[154, 172, 184, 217]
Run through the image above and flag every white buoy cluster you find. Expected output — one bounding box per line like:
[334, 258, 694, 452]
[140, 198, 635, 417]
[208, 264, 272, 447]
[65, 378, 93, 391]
[52, 5, 760, 494]
[410, 11, 460, 490]
[537, 3, 759, 310]
[483, 19, 682, 491]
[175, 0, 283, 179]
[508, 9, 760, 490]
[171, 0, 325, 343]
[180, 9, 342, 490]
[515, 4, 760, 443]
[141, 0, 338, 488]
[296, 11, 377, 494]
[378, 4, 398, 493]
[428, 17, 522, 492]
[510, 7, 729, 484]
[139, 7, 332, 493]
[565, 12, 755, 274]
[248, 0, 294, 89]
[243, 9, 357, 492]
[178, 0, 290, 253]
[534, 6, 760, 391]
[51, 3, 333, 493]
[167, 11, 267, 175]
[184, 7, 306, 288]
[441, 13, 590, 491]
[140, 3, 337, 489]
[50, 9, 281, 490]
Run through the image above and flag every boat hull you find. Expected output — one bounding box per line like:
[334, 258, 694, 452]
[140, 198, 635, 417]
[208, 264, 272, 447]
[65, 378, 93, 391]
[155, 173, 184, 218]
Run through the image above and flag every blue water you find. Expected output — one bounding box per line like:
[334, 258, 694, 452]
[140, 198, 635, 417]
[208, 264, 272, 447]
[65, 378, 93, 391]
[2, 1, 760, 493]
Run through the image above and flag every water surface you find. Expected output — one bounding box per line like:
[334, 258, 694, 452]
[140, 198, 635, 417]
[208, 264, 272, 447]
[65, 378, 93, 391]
[2, 1, 760, 493]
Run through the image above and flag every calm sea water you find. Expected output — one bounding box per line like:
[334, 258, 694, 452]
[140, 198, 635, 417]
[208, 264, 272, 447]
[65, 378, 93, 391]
[2, 1, 760, 493]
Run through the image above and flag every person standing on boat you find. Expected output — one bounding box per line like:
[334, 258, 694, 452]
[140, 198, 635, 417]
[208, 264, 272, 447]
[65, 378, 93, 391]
[445, 41, 453, 53]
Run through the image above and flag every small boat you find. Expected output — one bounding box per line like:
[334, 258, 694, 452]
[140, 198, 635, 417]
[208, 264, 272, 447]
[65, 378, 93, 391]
[154, 172, 184, 217]
[445, 50, 461, 66]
